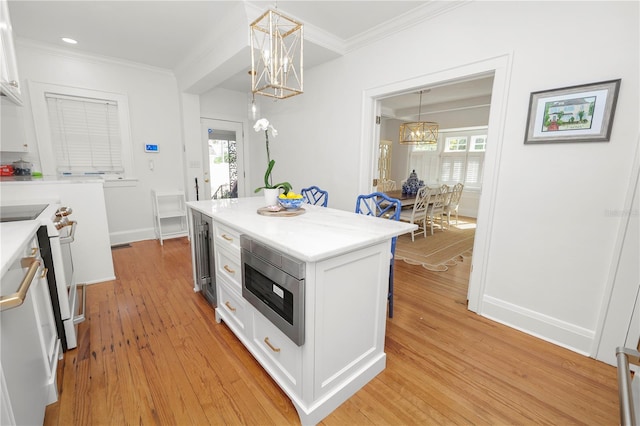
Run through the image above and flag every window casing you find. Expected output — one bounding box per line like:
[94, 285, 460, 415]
[29, 81, 134, 178]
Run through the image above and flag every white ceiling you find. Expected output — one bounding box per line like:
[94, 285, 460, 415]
[7, 0, 492, 115]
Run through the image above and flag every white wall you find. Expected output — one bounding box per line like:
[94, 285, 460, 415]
[11, 41, 186, 245]
[226, 1, 638, 357]
[6, 1, 637, 362]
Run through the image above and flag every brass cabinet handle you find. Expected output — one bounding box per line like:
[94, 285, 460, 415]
[40, 267, 48, 279]
[0, 258, 41, 311]
[264, 337, 281, 353]
[223, 265, 235, 274]
[224, 301, 236, 312]
[222, 234, 233, 242]
[30, 247, 38, 256]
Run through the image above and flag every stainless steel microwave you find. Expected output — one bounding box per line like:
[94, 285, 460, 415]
[240, 235, 305, 346]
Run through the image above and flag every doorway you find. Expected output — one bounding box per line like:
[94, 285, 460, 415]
[360, 54, 513, 313]
[200, 118, 246, 200]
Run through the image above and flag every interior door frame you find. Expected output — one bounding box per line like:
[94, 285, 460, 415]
[200, 118, 246, 199]
[359, 54, 513, 313]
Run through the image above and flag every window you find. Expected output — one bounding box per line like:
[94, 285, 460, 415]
[29, 82, 134, 178]
[46, 94, 123, 174]
[408, 127, 487, 190]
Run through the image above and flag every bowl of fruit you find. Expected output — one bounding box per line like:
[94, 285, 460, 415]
[278, 191, 304, 210]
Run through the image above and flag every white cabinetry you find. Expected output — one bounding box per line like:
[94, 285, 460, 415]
[210, 219, 390, 425]
[152, 189, 188, 245]
[0, 0, 22, 105]
[1, 225, 60, 425]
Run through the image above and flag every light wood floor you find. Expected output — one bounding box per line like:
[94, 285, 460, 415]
[45, 237, 619, 425]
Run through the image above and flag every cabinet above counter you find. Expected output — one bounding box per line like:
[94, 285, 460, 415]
[0, 0, 22, 105]
[187, 197, 416, 262]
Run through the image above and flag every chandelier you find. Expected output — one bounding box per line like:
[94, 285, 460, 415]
[398, 90, 439, 145]
[250, 9, 303, 99]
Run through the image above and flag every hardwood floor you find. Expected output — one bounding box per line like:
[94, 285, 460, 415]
[45, 237, 619, 425]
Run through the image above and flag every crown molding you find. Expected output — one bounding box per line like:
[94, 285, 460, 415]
[345, 1, 472, 53]
[15, 38, 174, 75]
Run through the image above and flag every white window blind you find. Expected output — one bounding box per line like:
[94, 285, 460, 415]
[46, 94, 123, 174]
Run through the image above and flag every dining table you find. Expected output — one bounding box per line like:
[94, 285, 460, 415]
[383, 187, 452, 209]
[382, 189, 419, 208]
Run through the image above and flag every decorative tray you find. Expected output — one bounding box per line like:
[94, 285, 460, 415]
[257, 206, 306, 217]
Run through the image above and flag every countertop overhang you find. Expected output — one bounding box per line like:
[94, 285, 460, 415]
[187, 197, 417, 262]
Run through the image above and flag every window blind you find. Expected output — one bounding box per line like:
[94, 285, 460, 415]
[46, 94, 123, 174]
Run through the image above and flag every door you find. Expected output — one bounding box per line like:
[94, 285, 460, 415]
[378, 139, 392, 188]
[200, 119, 245, 200]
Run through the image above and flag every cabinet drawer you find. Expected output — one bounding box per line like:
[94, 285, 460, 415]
[217, 281, 247, 334]
[251, 310, 302, 393]
[215, 247, 241, 290]
[214, 223, 241, 253]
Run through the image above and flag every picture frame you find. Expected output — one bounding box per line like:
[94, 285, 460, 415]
[524, 79, 621, 144]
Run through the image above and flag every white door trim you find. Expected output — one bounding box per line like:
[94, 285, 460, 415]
[359, 53, 514, 313]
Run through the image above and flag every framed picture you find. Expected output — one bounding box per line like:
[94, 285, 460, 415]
[524, 79, 621, 144]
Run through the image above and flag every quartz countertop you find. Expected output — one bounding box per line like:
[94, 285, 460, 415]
[187, 197, 417, 262]
[0, 221, 40, 278]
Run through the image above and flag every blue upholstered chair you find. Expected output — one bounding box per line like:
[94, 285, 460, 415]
[301, 186, 329, 207]
[354, 192, 402, 318]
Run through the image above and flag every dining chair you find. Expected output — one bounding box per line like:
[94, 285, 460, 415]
[378, 179, 396, 192]
[444, 182, 464, 226]
[300, 186, 329, 207]
[355, 192, 401, 318]
[426, 188, 448, 235]
[399, 186, 431, 241]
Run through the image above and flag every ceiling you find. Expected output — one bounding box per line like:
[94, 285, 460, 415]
[7, 0, 492, 116]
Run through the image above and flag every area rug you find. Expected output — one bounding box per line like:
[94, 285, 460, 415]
[394, 217, 476, 272]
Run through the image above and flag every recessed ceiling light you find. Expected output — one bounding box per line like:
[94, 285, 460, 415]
[61, 37, 78, 44]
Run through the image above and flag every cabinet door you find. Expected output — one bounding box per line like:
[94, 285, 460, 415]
[30, 258, 60, 403]
[0, 0, 22, 105]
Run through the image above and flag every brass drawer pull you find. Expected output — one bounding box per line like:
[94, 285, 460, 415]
[40, 267, 48, 279]
[31, 247, 38, 256]
[225, 301, 236, 312]
[264, 337, 281, 353]
[222, 234, 233, 242]
[223, 265, 235, 274]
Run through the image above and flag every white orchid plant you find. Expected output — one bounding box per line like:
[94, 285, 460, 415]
[253, 118, 292, 195]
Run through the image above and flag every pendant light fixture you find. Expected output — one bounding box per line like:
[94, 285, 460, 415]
[398, 90, 439, 145]
[250, 8, 303, 99]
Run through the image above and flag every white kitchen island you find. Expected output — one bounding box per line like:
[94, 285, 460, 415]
[187, 197, 416, 425]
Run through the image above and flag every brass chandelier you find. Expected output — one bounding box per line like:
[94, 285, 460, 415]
[250, 9, 303, 99]
[399, 90, 439, 145]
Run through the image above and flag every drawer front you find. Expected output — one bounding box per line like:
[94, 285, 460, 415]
[217, 280, 247, 334]
[214, 223, 241, 253]
[215, 247, 241, 290]
[251, 310, 302, 393]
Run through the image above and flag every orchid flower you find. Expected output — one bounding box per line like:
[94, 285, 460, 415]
[253, 118, 291, 194]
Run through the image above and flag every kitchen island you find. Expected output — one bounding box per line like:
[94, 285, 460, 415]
[187, 197, 416, 425]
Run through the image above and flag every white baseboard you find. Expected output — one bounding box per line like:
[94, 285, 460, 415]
[109, 227, 156, 246]
[481, 296, 594, 355]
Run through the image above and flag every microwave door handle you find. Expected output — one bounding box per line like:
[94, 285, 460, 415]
[59, 220, 77, 244]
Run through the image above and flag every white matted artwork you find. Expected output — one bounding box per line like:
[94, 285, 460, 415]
[524, 79, 621, 144]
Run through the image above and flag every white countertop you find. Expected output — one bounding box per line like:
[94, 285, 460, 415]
[0, 175, 104, 184]
[0, 221, 40, 278]
[187, 197, 417, 262]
